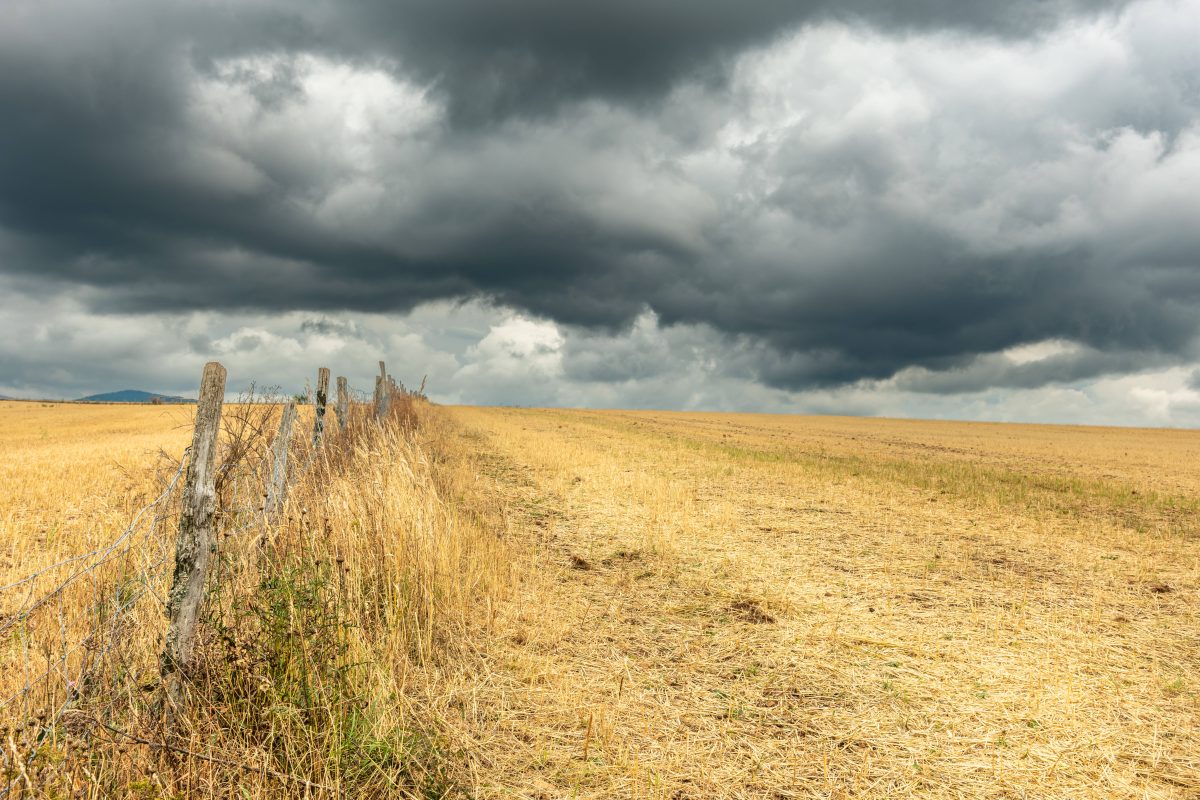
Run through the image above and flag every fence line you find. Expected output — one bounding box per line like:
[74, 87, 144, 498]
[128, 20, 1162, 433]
[0, 358, 418, 793]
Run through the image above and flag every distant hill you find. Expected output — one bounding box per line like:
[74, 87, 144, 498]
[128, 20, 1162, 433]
[0, 394, 13, 401]
[76, 390, 194, 404]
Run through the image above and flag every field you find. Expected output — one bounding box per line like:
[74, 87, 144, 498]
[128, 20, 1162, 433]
[0, 402, 194, 588]
[1, 400, 1197, 797]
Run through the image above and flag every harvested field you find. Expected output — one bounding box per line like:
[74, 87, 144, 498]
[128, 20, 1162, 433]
[1, 400, 1197, 798]
[442, 408, 1200, 798]
[0, 401, 194, 587]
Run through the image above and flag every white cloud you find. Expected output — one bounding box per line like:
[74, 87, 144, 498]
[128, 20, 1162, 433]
[1003, 340, 1080, 365]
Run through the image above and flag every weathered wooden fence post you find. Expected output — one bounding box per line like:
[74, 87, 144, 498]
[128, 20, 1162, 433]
[312, 367, 329, 445]
[266, 401, 297, 517]
[374, 361, 391, 420]
[161, 361, 226, 690]
[335, 376, 349, 430]
[379, 384, 392, 418]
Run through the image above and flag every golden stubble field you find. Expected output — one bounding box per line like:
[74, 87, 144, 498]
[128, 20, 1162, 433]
[0, 401, 194, 586]
[445, 408, 1200, 799]
[2, 400, 1197, 798]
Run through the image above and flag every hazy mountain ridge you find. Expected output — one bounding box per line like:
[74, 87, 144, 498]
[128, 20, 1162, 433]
[76, 390, 193, 404]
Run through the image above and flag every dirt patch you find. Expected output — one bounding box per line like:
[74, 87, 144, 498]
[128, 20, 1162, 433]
[730, 599, 776, 624]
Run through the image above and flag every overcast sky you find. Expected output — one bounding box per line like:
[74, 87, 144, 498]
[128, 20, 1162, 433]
[2, 0, 1198, 424]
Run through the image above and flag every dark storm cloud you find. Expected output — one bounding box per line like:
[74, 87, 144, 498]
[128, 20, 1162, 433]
[300, 317, 362, 338]
[324, 0, 1132, 122]
[889, 348, 1172, 394]
[1, 0, 1198, 399]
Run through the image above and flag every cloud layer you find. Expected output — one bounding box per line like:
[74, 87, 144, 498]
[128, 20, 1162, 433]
[1, 0, 1198, 421]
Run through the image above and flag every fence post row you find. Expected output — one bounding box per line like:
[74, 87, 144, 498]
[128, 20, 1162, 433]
[161, 361, 226, 686]
[162, 357, 406, 695]
[266, 400, 297, 517]
[312, 367, 330, 445]
[335, 376, 349, 430]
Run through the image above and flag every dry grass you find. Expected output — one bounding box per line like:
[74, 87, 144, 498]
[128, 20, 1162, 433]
[2, 401, 1198, 797]
[0, 401, 194, 587]
[0, 401, 197, 745]
[0, 399, 510, 797]
[442, 407, 1200, 799]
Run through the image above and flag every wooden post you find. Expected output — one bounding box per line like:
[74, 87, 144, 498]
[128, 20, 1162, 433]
[161, 361, 226, 685]
[312, 367, 329, 445]
[335, 377, 349, 430]
[374, 361, 391, 420]
[266, 401, 297, 517]
[379, 382, 392, 419]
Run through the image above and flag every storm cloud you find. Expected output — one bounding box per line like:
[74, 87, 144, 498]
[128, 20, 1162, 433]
[1, 0, 1199, 421]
